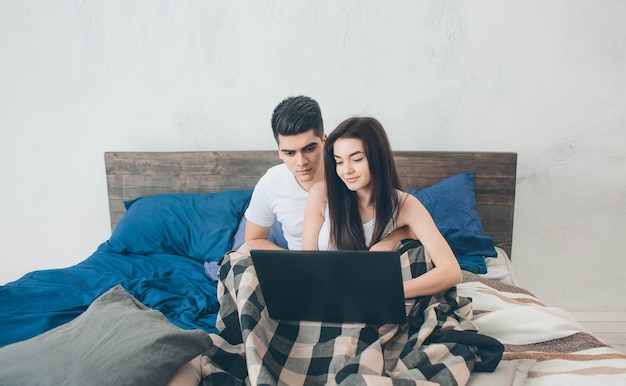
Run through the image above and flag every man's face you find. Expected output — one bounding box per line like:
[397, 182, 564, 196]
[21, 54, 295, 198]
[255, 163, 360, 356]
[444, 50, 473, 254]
[277, 129, 326, 191]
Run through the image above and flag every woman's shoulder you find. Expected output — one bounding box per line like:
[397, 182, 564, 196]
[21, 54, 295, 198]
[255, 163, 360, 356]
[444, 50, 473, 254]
[310, 181, 327, 195]
[397, 189, 414, 204]
[307, 181, 328, 205]
[398, 190, 425, 209]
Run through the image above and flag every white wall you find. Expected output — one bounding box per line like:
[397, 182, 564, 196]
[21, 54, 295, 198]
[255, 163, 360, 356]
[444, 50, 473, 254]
[1, 1, 624, 311]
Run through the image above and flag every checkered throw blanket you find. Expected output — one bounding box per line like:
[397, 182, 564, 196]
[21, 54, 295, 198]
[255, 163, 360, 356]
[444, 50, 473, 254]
[201, 240, 503, 386]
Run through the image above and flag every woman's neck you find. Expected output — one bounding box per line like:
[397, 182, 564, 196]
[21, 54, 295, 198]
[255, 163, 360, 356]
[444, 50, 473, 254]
[356, 189, 374, 223]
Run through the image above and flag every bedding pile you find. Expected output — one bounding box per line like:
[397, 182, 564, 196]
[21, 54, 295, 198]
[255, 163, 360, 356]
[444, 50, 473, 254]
[459, 272, 626, 385]
[200, 241, 504, 385]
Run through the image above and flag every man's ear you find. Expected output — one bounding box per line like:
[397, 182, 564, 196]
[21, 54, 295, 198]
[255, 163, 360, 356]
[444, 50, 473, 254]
[322, 133, 327, 143]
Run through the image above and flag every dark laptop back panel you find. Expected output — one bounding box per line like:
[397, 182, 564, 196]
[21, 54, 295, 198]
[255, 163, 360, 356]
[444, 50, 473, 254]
[250, 250, 406, 325]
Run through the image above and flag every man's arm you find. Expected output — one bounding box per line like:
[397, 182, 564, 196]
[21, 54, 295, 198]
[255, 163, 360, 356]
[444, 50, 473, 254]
[369, 226, 414, 251]
[244, 220, 284, 250]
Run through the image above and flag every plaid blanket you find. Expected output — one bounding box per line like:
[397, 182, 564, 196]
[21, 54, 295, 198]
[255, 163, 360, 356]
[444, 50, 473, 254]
[201, 241, 503, 386]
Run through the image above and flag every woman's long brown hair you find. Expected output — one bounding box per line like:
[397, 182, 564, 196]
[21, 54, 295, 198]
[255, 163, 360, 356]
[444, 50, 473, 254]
[324, 117, 402, 250]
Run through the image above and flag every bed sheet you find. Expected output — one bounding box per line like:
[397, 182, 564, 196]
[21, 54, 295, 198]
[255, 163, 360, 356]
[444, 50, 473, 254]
[482, 247, 519, 286]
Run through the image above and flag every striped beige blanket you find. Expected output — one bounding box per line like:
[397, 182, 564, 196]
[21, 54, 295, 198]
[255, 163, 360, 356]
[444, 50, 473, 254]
[460, 272, 626, 385]
[201, 241, 503, 386]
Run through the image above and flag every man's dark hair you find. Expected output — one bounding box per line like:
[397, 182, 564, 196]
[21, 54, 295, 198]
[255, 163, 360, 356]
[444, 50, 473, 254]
[271, 96, 324, 142]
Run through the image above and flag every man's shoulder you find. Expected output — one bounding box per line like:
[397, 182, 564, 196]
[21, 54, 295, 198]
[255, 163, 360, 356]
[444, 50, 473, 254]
[265, 163, 288, 175]
[257, 163, 290, 183]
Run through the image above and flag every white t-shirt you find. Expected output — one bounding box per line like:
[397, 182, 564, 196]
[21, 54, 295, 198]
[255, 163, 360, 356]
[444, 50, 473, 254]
[244, 163, 308, 250]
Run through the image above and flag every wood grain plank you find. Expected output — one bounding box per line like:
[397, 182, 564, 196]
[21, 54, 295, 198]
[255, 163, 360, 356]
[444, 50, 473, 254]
[105, 151, 517, 258]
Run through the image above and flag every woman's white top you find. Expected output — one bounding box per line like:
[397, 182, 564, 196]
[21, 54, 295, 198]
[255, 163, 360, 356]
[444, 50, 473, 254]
[317, 190, 402, 250]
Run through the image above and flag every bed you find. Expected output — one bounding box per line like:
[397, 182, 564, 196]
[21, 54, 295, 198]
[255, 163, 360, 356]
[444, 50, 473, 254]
[0, 150, 624, 386]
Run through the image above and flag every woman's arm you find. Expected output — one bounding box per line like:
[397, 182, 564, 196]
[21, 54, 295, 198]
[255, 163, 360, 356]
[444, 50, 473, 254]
[302, 182, 327, 250]
[396, 193, 463, 298]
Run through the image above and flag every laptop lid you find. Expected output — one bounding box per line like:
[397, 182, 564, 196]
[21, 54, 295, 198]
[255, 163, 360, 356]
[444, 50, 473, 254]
[250, 249, 406, 325]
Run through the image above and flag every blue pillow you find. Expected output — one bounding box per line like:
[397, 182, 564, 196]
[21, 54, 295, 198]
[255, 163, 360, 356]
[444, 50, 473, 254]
[107, 189, 253, 262]
[406, 172, 496, 259]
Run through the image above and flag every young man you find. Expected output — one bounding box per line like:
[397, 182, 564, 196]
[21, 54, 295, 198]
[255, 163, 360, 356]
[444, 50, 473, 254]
[244, 95, 325, 250]
[244, 95, 411, 250]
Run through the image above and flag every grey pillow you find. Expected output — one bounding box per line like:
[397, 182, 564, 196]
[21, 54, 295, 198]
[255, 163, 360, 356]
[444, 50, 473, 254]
[0, 285, 211, 386]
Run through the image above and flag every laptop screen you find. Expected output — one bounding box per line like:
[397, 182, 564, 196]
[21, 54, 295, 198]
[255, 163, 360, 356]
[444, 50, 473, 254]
[250, 249, 406, 325]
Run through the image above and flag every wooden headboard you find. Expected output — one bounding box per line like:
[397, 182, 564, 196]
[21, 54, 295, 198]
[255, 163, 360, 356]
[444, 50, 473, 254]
[105, 151, 517, 257]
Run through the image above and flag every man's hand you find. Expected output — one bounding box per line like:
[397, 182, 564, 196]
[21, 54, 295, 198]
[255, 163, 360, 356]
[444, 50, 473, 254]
[369, 226, 414, 251]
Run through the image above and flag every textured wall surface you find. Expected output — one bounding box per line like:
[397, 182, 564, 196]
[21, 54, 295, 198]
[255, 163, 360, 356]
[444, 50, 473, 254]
[1, 1, 625, 310]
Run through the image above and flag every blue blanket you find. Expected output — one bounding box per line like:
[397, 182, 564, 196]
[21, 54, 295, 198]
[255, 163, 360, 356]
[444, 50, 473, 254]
[0, 243, 220, 348]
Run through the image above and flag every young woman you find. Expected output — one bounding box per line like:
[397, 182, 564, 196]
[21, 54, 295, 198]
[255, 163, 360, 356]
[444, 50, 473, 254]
[302, 117, 462, 298]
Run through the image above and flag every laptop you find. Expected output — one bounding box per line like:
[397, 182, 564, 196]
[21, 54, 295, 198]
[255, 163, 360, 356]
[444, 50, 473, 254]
[249, 249, 406, 325]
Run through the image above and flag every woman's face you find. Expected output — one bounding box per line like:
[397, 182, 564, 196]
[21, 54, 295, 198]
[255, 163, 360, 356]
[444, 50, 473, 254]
[332, 137, 372, 192]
